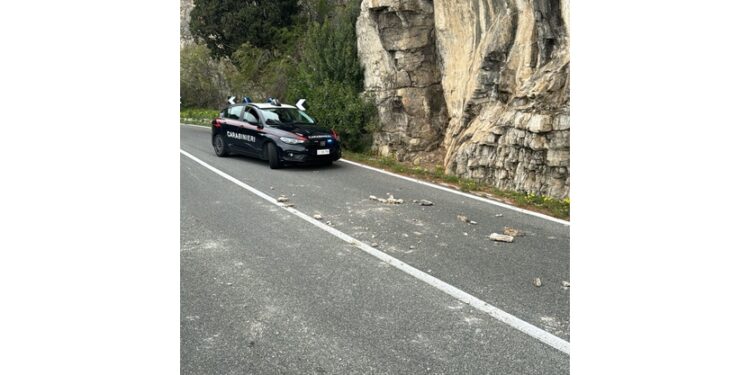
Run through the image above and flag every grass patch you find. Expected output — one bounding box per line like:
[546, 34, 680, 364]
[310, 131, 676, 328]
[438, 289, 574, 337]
[343, 150, 569, 220]
[180, 108, 219, 126]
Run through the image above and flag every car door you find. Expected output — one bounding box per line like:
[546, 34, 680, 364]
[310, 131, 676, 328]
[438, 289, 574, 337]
[223, 105, 250, 153]
[238, 106, 264, 157]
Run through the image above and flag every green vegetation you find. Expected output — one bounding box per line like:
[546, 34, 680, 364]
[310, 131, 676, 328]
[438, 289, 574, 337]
[182, 0, 376, 151]
[286, 6, 376, 151]
[343, 150, 570, 220]
[189, 0, 300, 57]
[180, 108, 219, 126]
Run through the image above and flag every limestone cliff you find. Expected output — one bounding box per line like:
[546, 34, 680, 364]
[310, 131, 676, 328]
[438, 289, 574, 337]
[357, 0, 570, 198]
[356, 0, 449, 166]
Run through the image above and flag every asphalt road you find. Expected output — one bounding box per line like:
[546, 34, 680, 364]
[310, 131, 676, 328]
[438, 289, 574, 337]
[181, 124, 570, 374]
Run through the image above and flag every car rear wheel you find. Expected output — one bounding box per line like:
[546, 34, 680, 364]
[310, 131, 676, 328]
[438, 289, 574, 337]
[213, 134, 229, 157]
[266, 142, 281, 169]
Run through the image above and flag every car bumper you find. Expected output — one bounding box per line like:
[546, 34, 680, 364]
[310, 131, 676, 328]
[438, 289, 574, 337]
[278, 145, 341, 164]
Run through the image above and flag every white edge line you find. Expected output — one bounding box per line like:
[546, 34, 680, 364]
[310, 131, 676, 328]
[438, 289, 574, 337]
[181, 123, 210, 129]
[339, 159, 570, 226]
[180, 123, 569, 226]
[180, 149, 570, 355]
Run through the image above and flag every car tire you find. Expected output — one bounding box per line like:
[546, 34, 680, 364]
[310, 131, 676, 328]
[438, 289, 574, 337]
[266, 142, 281, 169]
[213, 134, 229, 157]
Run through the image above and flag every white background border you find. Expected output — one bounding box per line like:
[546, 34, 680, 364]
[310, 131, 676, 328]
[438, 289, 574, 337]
[1, 0, 749, 373]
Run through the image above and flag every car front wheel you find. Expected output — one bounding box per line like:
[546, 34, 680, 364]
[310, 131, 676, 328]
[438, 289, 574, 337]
[266, 142, 281, 169]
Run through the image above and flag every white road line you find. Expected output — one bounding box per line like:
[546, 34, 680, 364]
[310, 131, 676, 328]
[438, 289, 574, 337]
[180, 123, 210, 129]
[180, 149, 571, 355]
[180, 123, 569, 226]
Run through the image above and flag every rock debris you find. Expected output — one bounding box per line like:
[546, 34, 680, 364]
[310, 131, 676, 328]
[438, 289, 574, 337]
[489, 233, 514, 242]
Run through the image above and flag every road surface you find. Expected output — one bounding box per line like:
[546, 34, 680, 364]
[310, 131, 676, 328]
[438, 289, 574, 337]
[180, 124, 570, 374]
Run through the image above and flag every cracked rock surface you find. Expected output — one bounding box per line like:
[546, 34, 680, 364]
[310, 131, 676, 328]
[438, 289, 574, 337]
[357, 0, 570, 198]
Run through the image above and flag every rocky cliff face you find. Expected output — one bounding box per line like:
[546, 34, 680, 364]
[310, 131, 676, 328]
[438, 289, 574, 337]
[356, 0, 449, 166]
[357, 0, 570, 198]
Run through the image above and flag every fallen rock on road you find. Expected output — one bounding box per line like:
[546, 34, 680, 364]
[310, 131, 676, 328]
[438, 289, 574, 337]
[489, 233, 514, 243]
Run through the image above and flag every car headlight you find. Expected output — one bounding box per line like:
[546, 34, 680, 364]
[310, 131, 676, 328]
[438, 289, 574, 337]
[280, 136, 305, 144]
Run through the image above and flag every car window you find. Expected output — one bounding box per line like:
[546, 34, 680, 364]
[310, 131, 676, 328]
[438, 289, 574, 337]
[219, 108, 228, 118]
[227, 106, 242, 120]
[260, 108, 315, 125]
[242, 107, 258, 123]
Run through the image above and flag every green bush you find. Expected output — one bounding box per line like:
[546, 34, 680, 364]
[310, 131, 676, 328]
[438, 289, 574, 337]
[180, 108, 219, 125]
[289, 80, 376, 151]
[286, 1, 376, 151]
[180, 44, 236, 108]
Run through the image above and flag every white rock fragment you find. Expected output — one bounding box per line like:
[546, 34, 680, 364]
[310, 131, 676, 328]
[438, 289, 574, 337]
[371, 242, 379, 248]
[325, 221, 332, 226]
[369, 195, 378, 200]
[385, 195, 404, 204]
[419, 200, 434, 206]
[313, 214, 323, 220]
[457, 215, 469, 223]
[495, 214, 503, 217]
[277, 196, 289, 203]
[561, 281, 570, 289]
[469, 220, 477, 225]
[533, 278, 543, 287]
[463, 232, 468, 236]
[409, 245, 415, 249]
[489, 233, 514, 242]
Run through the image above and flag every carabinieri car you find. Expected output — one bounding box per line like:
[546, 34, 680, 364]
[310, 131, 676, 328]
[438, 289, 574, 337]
[210, 99, 341, 169]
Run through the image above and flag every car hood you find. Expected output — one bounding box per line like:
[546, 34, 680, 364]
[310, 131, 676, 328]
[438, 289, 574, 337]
[278, 124, 333, 137]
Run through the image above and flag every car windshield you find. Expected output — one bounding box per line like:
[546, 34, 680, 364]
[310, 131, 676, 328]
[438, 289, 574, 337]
[260, 108, 316, 125]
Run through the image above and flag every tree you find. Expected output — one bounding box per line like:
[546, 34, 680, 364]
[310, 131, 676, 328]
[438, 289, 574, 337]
[189, 0, 300, 58]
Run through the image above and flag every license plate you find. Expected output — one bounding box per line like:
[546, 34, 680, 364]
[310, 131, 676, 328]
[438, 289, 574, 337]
[317, 149, 330, 155]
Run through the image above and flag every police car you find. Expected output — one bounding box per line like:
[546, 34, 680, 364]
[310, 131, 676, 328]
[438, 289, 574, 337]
[211, 98, 341, 169]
